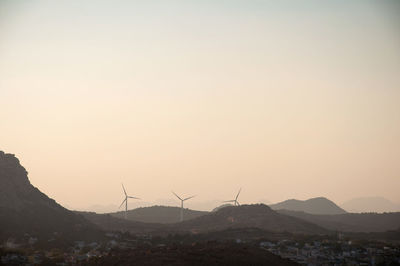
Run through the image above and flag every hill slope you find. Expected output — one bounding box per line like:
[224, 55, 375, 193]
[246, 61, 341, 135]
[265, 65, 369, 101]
[0, 151, 102, 242]
[270, 197, 347, 215]
[110, 206, 208, 224]
[78, 211, 165, 234]
[175, 204, 329, 234]
[277, 209, 400, 233]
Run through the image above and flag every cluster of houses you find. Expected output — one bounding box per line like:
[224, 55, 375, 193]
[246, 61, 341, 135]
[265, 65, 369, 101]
[259, 239, 400, 265]
[0, 232, 152, 265]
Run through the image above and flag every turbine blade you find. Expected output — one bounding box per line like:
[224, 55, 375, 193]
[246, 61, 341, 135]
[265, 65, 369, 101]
[172, 191, 182, 201]
[128, 196, 140, 200]
[183, 195, 195, 201]
[223, 200, 235, 203]
[122, 183, 127, 196]
[235, 188, 242, 201]
[119, 199, 127, 209]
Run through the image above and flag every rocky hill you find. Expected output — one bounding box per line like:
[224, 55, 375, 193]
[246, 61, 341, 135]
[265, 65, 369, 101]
[0, 151, 102, 242]
[270, 197, 347, 215]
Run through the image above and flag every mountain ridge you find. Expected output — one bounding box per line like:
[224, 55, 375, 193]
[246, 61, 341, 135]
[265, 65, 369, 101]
[277, 209, 400, 233]
[270, 197, 347, 215]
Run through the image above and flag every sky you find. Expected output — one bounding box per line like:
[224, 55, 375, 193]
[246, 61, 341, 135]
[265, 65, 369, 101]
[1, 0, 400, 211]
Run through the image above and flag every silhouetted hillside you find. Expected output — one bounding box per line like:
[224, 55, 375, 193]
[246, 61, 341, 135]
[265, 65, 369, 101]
[270, 197, 346, 215]
[0, 151, 103, 242]
[78, 211, 165, 234]
[212, 203, 233, 212]
[175, 204, 329, 234]
[110, 206, 208, 223]
[277, 209, 400, 232]
[341, 197, 400, 213]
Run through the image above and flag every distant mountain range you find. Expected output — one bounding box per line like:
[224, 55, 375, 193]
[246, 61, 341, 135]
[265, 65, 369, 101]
[277, 210, 400, 233]
[0, 151, 102, 243]
[82, 202, 400, 235]
[269, 197, 347, 215]
[341, 197, 400, 213]
[110, 206, 208, 224]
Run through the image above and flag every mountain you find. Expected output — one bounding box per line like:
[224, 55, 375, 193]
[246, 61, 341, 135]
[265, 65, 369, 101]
[269, 197, 347, 215]
[110, 206, 208, 223]
[277, 209, 400, 233]
[0, 151, 102, 243]
[341, 197, 400, 213]
[175, 204, 329, 235]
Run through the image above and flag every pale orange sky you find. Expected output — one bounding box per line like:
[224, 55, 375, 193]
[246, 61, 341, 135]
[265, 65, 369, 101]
[1, 1, 399, 211]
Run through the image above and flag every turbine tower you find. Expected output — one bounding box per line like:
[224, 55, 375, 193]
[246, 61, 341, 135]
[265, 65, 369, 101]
[172, 191, 195, 222]
[223, 188, 242, 206]
[119, 183, 140, 219]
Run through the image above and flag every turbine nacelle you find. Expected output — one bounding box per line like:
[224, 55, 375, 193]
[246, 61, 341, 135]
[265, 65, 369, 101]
[172, 191, 195, 222]
[223, 188, 242, 206]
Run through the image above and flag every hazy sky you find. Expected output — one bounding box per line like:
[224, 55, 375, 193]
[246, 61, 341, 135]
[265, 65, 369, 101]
[1, 1, 400, 211]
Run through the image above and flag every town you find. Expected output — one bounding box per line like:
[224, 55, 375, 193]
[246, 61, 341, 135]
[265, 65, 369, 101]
[2, 231, 400, 265]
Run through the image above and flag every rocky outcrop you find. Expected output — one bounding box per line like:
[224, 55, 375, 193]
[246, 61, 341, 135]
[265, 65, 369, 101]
[0, 151, 102, 242]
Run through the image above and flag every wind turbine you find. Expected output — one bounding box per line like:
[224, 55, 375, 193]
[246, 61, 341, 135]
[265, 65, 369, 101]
[172, 191, 195, 222]
[223, 188, 242, 206]
[119, 183, 140, 219]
